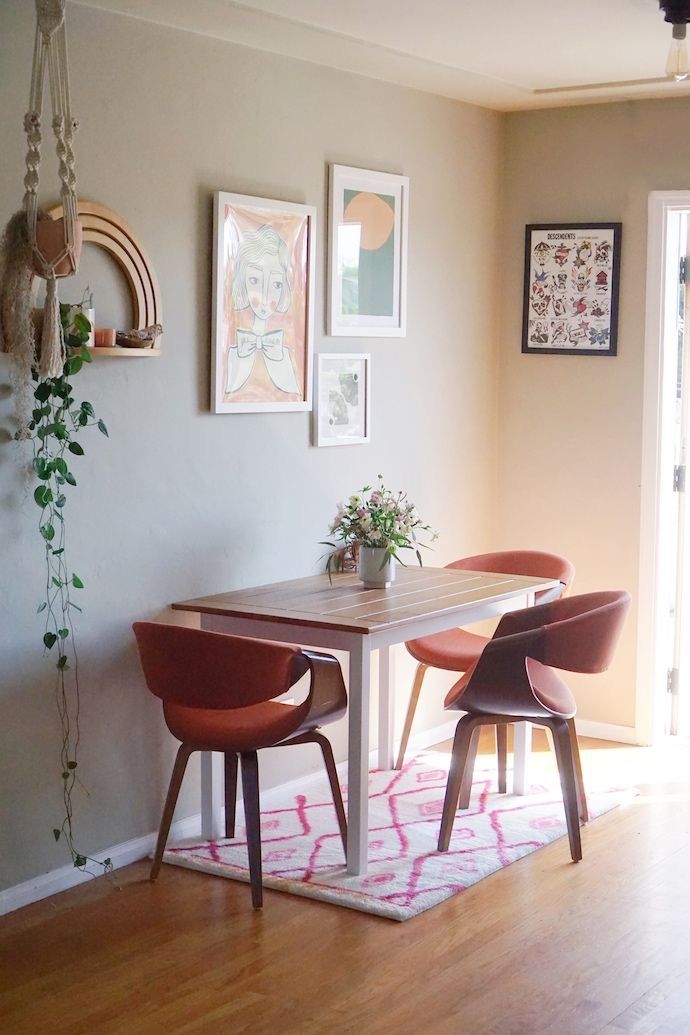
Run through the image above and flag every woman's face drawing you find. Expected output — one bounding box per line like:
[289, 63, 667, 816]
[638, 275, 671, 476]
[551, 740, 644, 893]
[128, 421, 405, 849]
[245, 252, 284, 321]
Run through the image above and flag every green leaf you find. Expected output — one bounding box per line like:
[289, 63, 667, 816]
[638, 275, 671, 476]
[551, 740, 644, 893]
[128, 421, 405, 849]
[78, 412, 88, 427]
[53, 828, 61, 842]
[64, 471, 77, 487]
[34, 457, 53, 480]
[53, 423, 67, 440]
[43, 632, 57, 649]
[81, 401, 95, 418]
[51, 576, 63, 588]
[65, 355, 83, 376]
[67, 760, 77, 770]
[57, 655, 68, 670]
[58, 628, 69, 639]
[74, 854, 87, 868]
[74, 312, 91, 334]
[97, 419, 109, 437]
[81, 345, 92, 363]
[55, 494, 67, 509]
[72, 574, 84, 589]
[34, 485, 53, 507]
[37, 601, 47, 614]
[34, 382, 51, 402]
[54, 457, 68, 475]
[68, 601, 82, 613]
[68, 441, 84, 456]
[40, 523, 55, 542]
[52, 547, 64, 556]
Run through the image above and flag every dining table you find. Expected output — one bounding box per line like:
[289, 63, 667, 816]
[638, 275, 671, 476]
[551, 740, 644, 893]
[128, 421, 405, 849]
[173, 565, 561, 875]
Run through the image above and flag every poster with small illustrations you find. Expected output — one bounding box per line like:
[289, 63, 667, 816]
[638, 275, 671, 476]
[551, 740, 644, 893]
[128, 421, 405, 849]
[521, 223, 621, 356]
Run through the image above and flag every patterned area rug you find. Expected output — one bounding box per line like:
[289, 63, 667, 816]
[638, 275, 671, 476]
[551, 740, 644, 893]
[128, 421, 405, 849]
[163, 752, 633, 921]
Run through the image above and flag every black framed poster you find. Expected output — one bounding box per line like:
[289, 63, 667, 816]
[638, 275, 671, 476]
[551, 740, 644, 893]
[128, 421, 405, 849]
[521, 222, 622, 356]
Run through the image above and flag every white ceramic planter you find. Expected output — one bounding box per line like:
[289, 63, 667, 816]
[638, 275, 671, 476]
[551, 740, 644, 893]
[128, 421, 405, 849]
[359, 546, 396, 588]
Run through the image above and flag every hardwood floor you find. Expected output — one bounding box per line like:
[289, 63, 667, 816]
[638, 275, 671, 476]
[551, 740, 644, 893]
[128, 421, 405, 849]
[3, 732, 690, 1034]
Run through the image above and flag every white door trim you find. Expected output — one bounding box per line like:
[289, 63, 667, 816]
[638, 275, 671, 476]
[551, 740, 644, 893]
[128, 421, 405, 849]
[638, 191, 689, 744]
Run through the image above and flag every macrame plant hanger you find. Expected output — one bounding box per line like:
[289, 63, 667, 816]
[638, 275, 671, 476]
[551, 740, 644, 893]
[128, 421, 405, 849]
[0, 0, 82, 388]
[26, 0, 82, 377]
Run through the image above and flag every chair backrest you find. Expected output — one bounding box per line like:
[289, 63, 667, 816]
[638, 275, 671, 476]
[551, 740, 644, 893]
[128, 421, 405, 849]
[447, 549, 575, 603]
[133, 622, 310, 710]
[448, 590, 631, 717]
[530, 589, 631, 674]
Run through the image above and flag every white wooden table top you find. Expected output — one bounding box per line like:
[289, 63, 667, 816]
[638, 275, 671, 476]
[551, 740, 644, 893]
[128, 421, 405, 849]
[172, 566, 559, 637]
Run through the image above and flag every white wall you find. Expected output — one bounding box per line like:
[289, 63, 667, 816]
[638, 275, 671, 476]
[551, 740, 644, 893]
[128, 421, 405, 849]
[0, 2, 502, 890]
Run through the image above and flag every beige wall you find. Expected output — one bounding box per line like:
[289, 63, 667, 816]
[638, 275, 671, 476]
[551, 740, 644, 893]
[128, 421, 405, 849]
[0, 3, 502, 890]
[499, 97, 690, 728]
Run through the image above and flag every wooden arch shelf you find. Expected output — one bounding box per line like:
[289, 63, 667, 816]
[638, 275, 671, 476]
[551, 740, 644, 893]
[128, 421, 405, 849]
[46, 200, 162, 356]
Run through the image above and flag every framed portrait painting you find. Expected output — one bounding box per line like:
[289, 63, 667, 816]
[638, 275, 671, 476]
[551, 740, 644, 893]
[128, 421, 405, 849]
[314, 353, 370, 447]
[328, 165, 408, 337]
[212, 191, 316, 412]
[521, 222, 622, 357]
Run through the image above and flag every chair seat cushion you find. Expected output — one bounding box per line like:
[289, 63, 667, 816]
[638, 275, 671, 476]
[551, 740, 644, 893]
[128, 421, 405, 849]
[406, 627, 488, 671]
[163, 698, 311, 751]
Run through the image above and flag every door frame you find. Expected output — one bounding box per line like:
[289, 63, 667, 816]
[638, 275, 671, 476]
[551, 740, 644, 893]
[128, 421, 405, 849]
[638, 191, 689, 744]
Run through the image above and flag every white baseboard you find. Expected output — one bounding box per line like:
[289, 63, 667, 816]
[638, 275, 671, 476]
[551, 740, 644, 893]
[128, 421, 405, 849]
[573, 719, 643, 745]
[0, 813, 201, 918]
[0, 716, 637, 916]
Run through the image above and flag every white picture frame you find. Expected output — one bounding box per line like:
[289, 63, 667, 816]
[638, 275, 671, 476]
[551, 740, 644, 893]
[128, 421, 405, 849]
[314, 353, 371, 447]
[211, 190, 316, 413]
[328, 165, 408, 337]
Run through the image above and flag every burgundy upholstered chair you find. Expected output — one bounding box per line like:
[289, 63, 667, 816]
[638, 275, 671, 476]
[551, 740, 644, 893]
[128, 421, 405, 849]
[133, 622, 348, 908]
[436, 590, 631, 862]
[396, 550, 576, 775]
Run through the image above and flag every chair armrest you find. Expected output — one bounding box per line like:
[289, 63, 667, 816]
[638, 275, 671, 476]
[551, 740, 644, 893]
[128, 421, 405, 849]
[494, 600, 555, 639]
[300, 649, 348, 726]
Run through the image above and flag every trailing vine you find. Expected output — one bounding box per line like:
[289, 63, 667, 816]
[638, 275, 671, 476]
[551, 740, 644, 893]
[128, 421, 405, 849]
[22, 308, 112, 873]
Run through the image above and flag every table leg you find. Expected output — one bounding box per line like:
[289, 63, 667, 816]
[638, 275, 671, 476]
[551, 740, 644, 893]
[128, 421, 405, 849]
[378, 645, 395, 770]
[200, 751, 224, 840]
[513, 721, 532, 795]
[347, 638, 371, 875]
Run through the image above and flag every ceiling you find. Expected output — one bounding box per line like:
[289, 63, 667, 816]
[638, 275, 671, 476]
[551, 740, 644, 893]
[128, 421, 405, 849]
[72, 0, 690, 111]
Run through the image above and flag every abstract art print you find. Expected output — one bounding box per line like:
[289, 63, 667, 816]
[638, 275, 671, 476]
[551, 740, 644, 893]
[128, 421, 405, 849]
[522, 223, 621, 356]
[314, 353, 370, 446]
[328, 165, 408, 337]
[212, 191, 316, 412]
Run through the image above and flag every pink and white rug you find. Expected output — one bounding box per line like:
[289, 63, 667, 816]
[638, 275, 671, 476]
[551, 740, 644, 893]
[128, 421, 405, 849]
[163, 752, 633, 921]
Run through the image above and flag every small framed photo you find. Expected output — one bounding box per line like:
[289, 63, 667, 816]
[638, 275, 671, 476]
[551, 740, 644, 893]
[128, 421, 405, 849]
[521, 222, 622, 357]
[328, 165, 408, 337]
[212, 191, 316, 413]
[314, 353, 370, 447]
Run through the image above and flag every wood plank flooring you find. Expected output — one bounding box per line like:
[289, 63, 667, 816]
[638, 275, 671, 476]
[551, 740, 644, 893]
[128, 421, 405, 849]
[3, 732, 690, 1034]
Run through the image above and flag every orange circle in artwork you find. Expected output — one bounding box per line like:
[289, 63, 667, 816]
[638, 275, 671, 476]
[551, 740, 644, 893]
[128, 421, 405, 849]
[343, 192, 395, 251]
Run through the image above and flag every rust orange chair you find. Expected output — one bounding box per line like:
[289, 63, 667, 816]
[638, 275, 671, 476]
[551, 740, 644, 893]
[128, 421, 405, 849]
[133, 622, 348, 908]
[395, 550, 576, 776]
[437, 590, 631, 862]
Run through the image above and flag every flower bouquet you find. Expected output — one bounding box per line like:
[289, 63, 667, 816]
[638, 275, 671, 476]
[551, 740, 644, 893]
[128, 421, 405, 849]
[322, 475, 437, 587]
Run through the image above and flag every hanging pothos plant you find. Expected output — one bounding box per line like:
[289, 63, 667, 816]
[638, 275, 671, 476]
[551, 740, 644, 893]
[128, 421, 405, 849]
[22, 306, 112, 872]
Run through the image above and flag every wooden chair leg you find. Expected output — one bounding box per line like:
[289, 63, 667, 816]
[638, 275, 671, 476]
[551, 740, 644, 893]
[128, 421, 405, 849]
[549, 719, 582, 863]
[309, 731, 347, 857]
[496, 723, 508, 794]
[224, 752, 238, 839]
[394, 663, 429, 770]
[150, 744, 193, 881]
[240, 751, 263, 908]
[568, 717, 589, 823]
[457, 726, 481, 809]
[438, 716, 483, 852]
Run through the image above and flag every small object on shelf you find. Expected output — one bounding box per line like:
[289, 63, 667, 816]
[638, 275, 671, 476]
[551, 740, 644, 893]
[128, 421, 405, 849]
[94, 327, 116, 347]
[116, 323, 162, 349]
